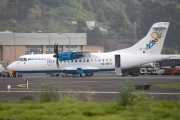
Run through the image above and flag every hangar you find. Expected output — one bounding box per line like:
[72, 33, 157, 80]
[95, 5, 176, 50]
[0, 31, 104, 66]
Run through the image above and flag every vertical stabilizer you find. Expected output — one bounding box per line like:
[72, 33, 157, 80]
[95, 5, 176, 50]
[113, 22, 169, 54]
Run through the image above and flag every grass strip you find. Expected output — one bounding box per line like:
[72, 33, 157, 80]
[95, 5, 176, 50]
[153, 83, 180, 89]
[0, 101, 179, 120]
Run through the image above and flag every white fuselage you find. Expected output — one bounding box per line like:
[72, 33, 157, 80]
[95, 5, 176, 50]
[7, 22, 170, 75]
[7, 52, 169, 73]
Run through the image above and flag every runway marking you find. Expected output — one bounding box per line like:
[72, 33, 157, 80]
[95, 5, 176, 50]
[17, 84, 26, 87]
[15, 80, 125, 87]
[0, 91, 179, 95]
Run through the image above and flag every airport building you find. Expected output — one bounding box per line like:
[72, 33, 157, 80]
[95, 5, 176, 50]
[0, 31, 104, 66]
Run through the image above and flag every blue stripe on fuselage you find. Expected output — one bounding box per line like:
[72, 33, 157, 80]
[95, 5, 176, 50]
[14, 69, 115, 74]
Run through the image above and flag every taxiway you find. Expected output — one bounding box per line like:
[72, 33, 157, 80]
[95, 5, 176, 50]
[0, 73, 179, 101]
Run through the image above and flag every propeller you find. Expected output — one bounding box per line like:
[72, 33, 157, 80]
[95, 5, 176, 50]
[53, 43, 59, 68]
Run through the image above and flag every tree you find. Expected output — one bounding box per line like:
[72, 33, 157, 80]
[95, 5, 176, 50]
[77, 20, 87, 28]
[82, 1, 92, 11]
[87, 27, 103, 45]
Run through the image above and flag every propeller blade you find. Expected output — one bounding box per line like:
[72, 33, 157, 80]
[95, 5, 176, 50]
[54, 43, 56, 54]
[56, 56, 59, 68]
[56, 43, 58, 55]
[53, 43, 60, 68]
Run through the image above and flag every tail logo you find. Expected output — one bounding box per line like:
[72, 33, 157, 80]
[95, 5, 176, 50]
[144, 32, 162, 50]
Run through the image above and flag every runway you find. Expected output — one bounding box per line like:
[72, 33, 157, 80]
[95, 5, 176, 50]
[0, 72, 180, 101]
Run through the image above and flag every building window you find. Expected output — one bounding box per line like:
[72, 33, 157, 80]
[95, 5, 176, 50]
[65, 45, 82, 51]
[26, 45, 42, 54]
[46, 45, 62, 54]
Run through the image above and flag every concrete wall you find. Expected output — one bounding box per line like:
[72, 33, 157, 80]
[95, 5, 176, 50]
[0, 46, 2, 61]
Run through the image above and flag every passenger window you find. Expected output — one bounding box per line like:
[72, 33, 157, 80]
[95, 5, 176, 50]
[87, 60, 89, 62]
[71, 60, 73, 63]
[99, 59, 100, 62]
[24, 58, 27, 61]
[20, 58, 23, 61]
[106, 59, 108, 61]
[91, 59, 93, 62]
[102, 59, 104, 62]
[79, 60, 81, 62]
[75, 60, 77, 62]
[95, 59, 96, 62]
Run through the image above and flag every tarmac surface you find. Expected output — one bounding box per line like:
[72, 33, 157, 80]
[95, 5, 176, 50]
[0, 72, 180, 101]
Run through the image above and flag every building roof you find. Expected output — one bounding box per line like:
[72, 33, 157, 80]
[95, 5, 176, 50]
[0, 32, 87, 45]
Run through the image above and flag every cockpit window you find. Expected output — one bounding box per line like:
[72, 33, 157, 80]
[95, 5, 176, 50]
[16, 58, 25, 61]
[16, 58, 20, 61]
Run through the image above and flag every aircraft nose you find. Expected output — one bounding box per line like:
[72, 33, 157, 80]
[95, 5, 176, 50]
[7, 64, 13, 70]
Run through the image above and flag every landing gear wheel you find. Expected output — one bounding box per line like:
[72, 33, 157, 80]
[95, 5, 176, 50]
[85, 73, 94, 76]
[131, 68, 140, 76]
[121, 69, 129, 76]
[80, 73, 86, 77]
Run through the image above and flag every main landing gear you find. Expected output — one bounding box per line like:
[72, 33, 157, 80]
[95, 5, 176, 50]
[121, 67, 140, 77]
[79, 73, 94, 77]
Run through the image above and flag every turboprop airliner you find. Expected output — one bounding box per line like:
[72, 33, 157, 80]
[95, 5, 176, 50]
[7, 22, 170, 77]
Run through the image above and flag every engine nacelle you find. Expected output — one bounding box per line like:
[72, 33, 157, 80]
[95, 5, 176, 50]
[58, 52, 84, 61]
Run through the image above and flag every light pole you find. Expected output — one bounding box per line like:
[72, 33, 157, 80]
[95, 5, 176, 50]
[10, 31, 16, 60]
[38, 31, 50, 53]
[45, 32, 50, 53]
[59, 33, 70, 51]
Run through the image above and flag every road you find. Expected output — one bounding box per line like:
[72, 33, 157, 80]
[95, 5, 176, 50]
[0, 72, 180, 101]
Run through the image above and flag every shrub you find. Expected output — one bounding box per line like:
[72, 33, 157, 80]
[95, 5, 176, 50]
[19, 95, 35, 102]
[60, 92, 78, 104]
[117, 81, 133, 106]
[39, 83, 60, 103]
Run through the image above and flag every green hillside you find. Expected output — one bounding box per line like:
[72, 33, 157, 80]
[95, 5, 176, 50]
[0, 0, 180, 53]
[0, 0, 130, 33]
